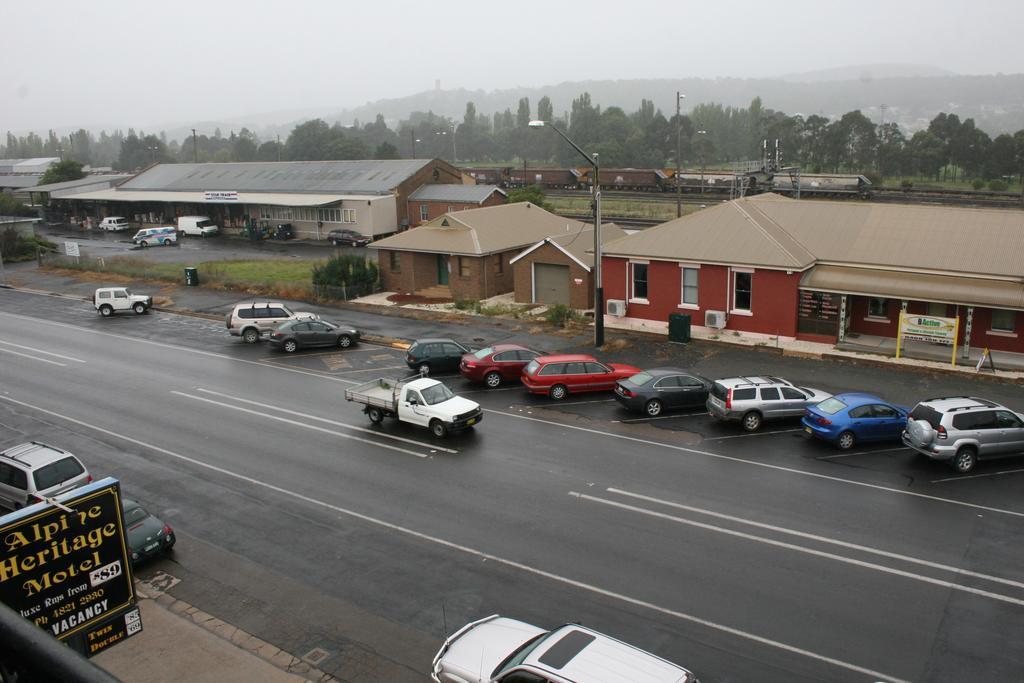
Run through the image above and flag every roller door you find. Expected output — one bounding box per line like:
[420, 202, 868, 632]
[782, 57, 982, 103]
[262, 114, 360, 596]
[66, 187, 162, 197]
[533, 263, 570, 305]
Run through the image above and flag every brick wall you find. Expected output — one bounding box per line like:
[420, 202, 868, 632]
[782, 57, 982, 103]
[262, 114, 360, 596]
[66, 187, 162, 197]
[512, 242, 592, 309]
[393, 160, 463, 228]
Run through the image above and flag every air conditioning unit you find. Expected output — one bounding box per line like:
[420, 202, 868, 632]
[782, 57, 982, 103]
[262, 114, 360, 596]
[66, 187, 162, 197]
[704, 310, 727, 329]
[606, 299, 627, 317]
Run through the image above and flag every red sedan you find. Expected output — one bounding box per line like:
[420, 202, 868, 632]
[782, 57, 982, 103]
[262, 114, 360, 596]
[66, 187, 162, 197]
[521, 354, 642, 400]
[460, 344, 542, 388]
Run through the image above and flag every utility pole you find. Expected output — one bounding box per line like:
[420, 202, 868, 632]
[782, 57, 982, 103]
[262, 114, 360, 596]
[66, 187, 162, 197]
[192, 128, 198, 163]
[276, 134, 281, 162]
[675, 92, 685, 218]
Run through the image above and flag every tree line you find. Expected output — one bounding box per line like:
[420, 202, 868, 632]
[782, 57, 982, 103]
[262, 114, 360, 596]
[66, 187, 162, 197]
[4, 96, 1023, 186]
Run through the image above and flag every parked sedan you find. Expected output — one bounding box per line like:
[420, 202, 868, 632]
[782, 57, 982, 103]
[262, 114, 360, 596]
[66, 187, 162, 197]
[327, 228, 371, 247]
[459, 344, 542, 388]
[521, 354, 642, 400]
[268, 319, 361, 353]
[406, 338, 471, 375]
[802, 392, 909, 450]
[123, 498, 175, 565]
[614, 367, 711, 416]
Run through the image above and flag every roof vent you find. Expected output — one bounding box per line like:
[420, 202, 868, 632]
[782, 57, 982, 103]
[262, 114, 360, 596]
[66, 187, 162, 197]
[441, 219, 449, 226]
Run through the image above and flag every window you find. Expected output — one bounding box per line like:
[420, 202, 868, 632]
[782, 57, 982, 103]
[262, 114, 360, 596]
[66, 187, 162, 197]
[419, 205, 429, 221]
[868, 298, 888, 318]
[927, 302, 947, 317]
[732, 388, 756, 400]
[343, 209, 356, 223]
[733, 271, 752, 311]
[781, 387, 807, 400]
[680, 375, 705, 387]
[872, 405, 898, 418]
[681, 267, 699, 306]
[996, 410, 1024, 428]
[562, 362, 585, 374]
[459, 257, 471, 277]
[654, 376, 680, 388]
[849, 405, 873, 419]
[98, 291, 111, 299]
[493, 351, 515, 362]
[496, 255, 504, 274]
[389, 252, 400, 272]
[447, 206, 453, 213]
[991, 309, 1016, 333]
[759, 387, 781, 401]
[585, 362, 609, 374]
[33, 457, 84, 490]
[631, 262, 648, 301]
[539, 363, 566, 375]
[290, 323, 310, 332]
[114, 290, 128, 299]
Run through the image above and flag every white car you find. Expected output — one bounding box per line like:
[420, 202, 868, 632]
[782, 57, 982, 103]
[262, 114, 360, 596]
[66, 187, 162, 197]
[94, 287, 153, 316]
[432, 615, 699, 683]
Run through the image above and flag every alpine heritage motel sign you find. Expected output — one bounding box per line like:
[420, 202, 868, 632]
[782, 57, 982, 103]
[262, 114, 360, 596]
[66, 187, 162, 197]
[0, 478, 141, 657]
[896, 312, 961, 365]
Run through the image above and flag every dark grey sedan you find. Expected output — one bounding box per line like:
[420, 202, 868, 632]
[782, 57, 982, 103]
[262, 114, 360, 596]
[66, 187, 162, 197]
[614, 367, 712, 417]
[269, 319, 361, 353]
[123, 498, 175, 565]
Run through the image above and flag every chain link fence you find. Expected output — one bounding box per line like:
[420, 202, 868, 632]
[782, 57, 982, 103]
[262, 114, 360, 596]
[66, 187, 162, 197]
[313, 281, 381, 302]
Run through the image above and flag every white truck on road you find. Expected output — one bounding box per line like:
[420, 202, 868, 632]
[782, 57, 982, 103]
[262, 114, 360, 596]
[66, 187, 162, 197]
[345, 376, 482, 437]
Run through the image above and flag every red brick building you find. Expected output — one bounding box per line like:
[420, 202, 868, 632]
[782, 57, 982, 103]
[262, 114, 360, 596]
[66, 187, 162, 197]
[371, 202, 589, 301]
[602, 194, 1024, 358]
[407, 184, 506, 227]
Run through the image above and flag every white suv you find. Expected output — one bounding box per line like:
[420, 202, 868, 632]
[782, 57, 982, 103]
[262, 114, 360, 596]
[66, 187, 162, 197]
[225, 301, 318, 343]
[0, 442, 92, 510]
[94, 287, 153, 316]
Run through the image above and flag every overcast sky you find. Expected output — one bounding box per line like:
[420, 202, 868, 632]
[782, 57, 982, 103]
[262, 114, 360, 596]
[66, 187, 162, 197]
[5, 0, 1022, 134]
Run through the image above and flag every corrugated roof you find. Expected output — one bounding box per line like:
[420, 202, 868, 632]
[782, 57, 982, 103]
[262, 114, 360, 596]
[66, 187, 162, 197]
[0, 176, 41, 188]
[63, 188, 375, 207]
[408, 184, 505, 203]
[117, 160, 434, 194]
[369, 202, 588, 256]
[29, 174, 132, 193]
[510, 223, 628, 271]
[605, 193, 1024, 277]
[801, 265, 1024, 310]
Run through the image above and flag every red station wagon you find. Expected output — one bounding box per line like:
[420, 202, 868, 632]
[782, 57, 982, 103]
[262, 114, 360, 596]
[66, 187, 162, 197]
[521, 354, 642, 400]
[459, 344, 542, 388]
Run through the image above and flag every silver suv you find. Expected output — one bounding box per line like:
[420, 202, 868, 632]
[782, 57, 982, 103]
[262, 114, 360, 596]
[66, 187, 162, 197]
[225, 301, 318, 344]
[707, 376, 832, 431]
[902, 396, 1024, 474]
[0, 442, 92, 510]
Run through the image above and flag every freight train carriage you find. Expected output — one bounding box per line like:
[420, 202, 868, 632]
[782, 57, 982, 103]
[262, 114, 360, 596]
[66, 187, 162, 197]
[770, 173, 872, 198]
[507, 168, 585, 189]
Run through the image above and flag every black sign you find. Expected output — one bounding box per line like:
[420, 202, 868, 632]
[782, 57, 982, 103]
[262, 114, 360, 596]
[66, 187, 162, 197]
[798, 290, 839, 322]
[83, 605, 143, 657]
[0, 480, 136, 645]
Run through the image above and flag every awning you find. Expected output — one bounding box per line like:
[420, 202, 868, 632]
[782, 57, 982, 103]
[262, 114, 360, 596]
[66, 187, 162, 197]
[801, 265, 1024, 311]
[57, 189, 387, 207]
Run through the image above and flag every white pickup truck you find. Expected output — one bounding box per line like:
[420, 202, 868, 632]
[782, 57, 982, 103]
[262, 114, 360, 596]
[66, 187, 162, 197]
[345, 376, 482, 437]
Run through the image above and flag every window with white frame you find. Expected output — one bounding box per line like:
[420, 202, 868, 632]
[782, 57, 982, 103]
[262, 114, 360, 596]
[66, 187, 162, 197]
[868, 297, 888, 318]
[631, 262, 649, 301]
[419, 205, 429, 221]
[991, 309, 1016, 333]
[681, 267, 698, 306]
[733, 271, 752, 312]
[343, 209, 356, 223]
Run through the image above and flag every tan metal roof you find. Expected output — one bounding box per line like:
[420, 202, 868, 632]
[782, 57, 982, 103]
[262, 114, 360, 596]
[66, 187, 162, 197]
[61, 189, 377, 206]
[369, 202, 588, 256]
[605, 193, 1024, 278]
[509, 223, 628, 270]
[801, 265, 1024, 310]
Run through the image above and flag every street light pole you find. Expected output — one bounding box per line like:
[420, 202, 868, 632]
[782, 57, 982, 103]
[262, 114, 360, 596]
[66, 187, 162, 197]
[696, 130, 707, 195]
[529, 120, 604, 347]
[676, 92, 685, 218]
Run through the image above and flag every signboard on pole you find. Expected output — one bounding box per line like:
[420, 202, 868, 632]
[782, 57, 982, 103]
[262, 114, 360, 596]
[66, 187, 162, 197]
[896, 311, 961, 365]
[0, 478, 139, 657]
[63, 241, 79, 257]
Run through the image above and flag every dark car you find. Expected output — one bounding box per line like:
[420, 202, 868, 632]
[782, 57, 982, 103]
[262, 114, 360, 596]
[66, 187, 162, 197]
[268, 319, 360, 353]
[406, 338, 471, 375]
[123, 498, 175, 564]
[614, 367, 711, 417]
[521, 354, 642, 401]
[459, 343, 542, 388]
[327, 229, 371, 247]
[802, 392, 909, 450]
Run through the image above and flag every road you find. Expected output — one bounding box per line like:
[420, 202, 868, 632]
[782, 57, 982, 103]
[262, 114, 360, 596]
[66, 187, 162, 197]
[1, 288, 1023, 682]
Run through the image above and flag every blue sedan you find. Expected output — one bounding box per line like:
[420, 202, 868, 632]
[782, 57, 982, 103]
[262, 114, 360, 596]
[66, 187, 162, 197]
[802, 392, 909, 450]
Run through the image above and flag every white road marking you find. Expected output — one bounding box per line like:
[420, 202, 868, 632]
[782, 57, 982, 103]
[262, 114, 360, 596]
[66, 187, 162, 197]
[932, 467, 1024, 483]
[0, 310, 361, 384]
[703, 428, 803, 440]
[0, 393, 908, 683]
[0, 347, 67, 366]
[485, 408, 1024, 518]
[572, 491, 1024, 608]
[543, 398, 616, 407]
[192, 387, 458, 454]
[169, 391, 432, 458]
[817, 446, 910, 460]
[612, 412, 709, 423]
[606, 487, 1024, 591]
[330, 364, 411, 374]
[0, 338, 87, 362]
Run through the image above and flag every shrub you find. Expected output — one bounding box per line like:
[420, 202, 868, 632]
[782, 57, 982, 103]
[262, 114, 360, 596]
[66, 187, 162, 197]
[453, 299, 479, 311]
[988, 179, 1009, 192]
[311, 254, 379, 299]
[545, 303, 581, 325]
[0, 195, 35, 217]
[971, 178, 986, 190]
[1, 228, 57, 263]
[900, 179, 914, 190]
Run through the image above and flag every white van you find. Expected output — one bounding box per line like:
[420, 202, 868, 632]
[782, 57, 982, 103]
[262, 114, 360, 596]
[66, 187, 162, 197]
[98, 216, 131, 231]
[177, 215, 219, 236]
[132, 226, 178, 247]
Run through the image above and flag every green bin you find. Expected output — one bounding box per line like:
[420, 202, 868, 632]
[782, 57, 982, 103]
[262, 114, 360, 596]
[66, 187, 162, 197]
[668, 312, 691, 343]
[184, 267, 199, 286]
